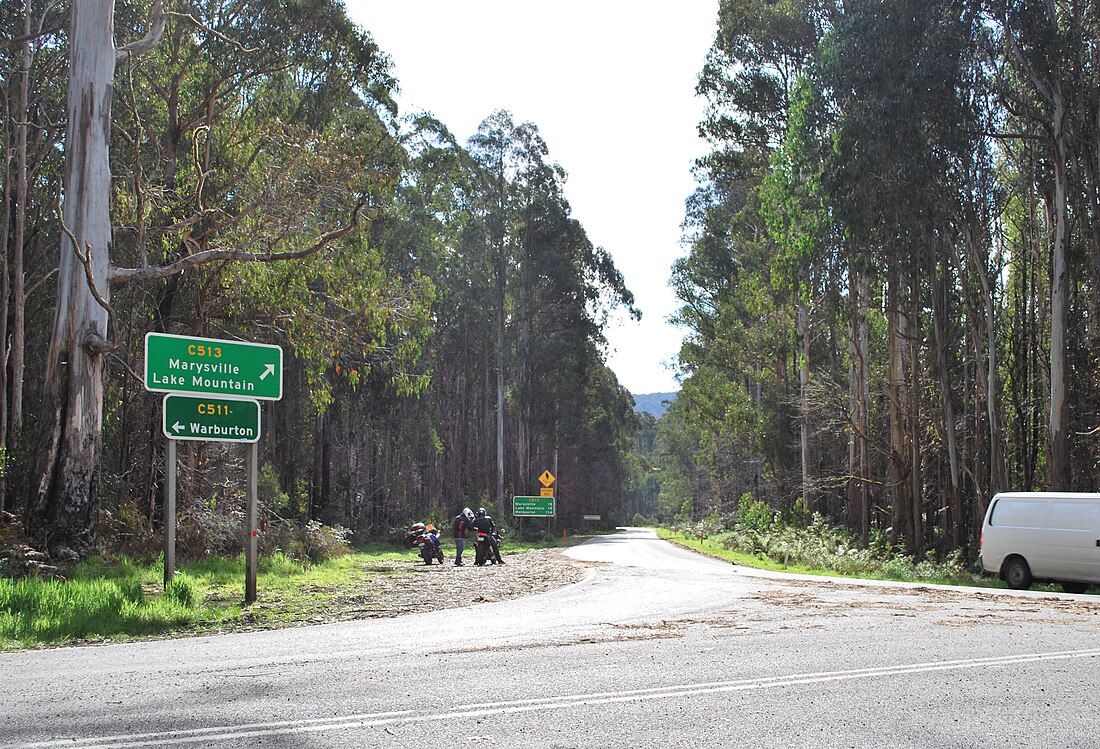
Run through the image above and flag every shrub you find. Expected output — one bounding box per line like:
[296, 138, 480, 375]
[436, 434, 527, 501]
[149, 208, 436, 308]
[98, 502, 160, 562]
[737, 495, 775, 534]
[263, 518, 350, 564]
[177, 510, 244, 560]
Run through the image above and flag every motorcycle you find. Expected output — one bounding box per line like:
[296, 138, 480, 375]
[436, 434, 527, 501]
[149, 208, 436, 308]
[408, 523, 445, 565]
[473, 529, 503, 566]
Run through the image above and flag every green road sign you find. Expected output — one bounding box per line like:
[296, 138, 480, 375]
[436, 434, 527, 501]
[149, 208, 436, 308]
[163, 394, 261, 443]
[145, 333, 283, 400]
[513, 495, 556, 517]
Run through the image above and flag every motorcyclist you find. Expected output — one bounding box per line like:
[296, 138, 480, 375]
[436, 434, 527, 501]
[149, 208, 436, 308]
[471, 507, 504, 564]
[452, 507, 474, 566]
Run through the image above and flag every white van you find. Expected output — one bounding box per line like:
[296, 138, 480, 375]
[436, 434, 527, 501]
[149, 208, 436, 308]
[980, 492, 1100, 593]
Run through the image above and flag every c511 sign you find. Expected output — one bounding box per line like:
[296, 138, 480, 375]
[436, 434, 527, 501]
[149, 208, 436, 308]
[145, 332, 283, 400]
[513, 495, 555, 517]
[162, 394, 261, 443]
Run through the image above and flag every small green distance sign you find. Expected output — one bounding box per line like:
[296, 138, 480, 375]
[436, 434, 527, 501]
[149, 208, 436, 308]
[163, 394, 261, 443]
[145, 332, 283, 400]
[513, 495, 556, 517]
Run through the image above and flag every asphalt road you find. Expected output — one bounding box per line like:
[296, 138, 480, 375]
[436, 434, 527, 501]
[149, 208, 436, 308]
[4, 528, 1100, 748]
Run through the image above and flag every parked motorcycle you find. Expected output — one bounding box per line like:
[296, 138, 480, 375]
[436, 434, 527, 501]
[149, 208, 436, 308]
[408, 522, 445, 565]
[473, 529, 503, 566]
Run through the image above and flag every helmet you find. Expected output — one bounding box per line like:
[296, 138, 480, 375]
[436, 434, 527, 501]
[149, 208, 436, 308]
[463, 507, 474, 521]
[409, 522, 426, 534]
[477, 507, 486, 517]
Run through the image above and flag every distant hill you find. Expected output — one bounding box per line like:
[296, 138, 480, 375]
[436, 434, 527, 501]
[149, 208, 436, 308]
[633, 392, 677, 419]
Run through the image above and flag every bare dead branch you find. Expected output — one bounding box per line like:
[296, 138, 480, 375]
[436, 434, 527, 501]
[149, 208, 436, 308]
[57, 196, 117, 329]
[167, 11, 259, 53]
[1, 26, 62, 48]
[26, 267, 58, 297]
[116, 0, 167, 61]
[110, 199, 370, 286]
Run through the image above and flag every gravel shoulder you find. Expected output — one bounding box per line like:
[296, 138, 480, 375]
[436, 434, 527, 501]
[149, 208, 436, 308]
[231, 547, 596, 631]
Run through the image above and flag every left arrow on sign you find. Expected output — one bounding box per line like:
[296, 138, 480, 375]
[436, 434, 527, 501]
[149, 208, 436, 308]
[172, 421, 184, 432]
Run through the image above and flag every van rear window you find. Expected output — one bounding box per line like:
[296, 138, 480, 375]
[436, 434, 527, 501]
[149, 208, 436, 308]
[989, 499, 1046, 528]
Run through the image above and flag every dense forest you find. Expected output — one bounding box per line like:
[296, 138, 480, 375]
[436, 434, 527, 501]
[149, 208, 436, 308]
[4, 0, 1099, 566]
[0, 0, 641, 557]
[658, 0, 1100, 561]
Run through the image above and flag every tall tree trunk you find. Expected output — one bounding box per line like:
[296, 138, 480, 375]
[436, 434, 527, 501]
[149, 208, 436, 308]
[797, 299, 813, 515]
[495, 282, 505, 506]
[31, 0, 117, 548]
[857, 271, 870, 540]
[847, 271, 860, 535]
[1048, 87, 1070, 491]
[961, 225, 1007, 496]
[1, 60, 11, 518]
[930, 258, 962, 550]
[908, 276, 923, 560]
[887, 274, 910, 549]
[10, 0, 31, 444]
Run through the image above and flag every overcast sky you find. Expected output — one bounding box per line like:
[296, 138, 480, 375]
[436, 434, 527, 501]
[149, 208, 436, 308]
[345, 2, 719, 395]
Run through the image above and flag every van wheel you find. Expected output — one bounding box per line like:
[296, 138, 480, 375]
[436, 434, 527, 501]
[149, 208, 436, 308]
[1002, 557, 1032, 590]
[1061, 581, 1088, 594]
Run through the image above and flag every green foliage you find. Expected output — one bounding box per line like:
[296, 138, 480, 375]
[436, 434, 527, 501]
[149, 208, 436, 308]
[0, 566, 196, 647]
[264, 520, 351, 565]
[671, 509, 975, 584]
[15, 0, 647, 552]
[165, 574, 197, 608]
[259, 465, 292, 517]
[737, 494, 775, 534]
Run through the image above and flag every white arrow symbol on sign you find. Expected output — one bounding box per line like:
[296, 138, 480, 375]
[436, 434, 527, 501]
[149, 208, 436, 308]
[260, 364, 275, 380]
[172, 421, 185, 432]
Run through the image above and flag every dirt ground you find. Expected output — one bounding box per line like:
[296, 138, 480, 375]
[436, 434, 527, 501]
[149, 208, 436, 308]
[402, 547, 595, 606]
[238, 547, 598, 629]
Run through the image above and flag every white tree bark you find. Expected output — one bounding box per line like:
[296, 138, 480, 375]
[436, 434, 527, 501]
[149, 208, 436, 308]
[33, 0, 116, 545]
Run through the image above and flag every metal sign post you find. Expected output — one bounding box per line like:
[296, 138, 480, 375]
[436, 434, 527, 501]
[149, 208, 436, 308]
[164, 439, 177, 588]
[246, 441, 258, 604]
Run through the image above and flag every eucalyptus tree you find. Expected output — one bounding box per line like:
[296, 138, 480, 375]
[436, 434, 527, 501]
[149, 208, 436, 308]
[821, 0, 988, 554]
[29, 0, 166, 546]
[29, 0, 403, 548]
[673, 0, 836, 518]
[759, 76, 836, 516]
[984, 0, 1096, 490]
[464, 110, 638, 511]
[467, 110, 522, 503]
[378, 114, 492, 506]
[1, 0, 67, 516]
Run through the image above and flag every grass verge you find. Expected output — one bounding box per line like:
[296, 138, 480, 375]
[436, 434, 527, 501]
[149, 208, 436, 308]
[655, 528, 1014, 590]
[0, 537, 565, 651]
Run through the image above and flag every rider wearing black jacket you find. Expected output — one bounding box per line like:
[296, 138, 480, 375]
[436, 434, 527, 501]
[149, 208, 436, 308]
[471, 507, 504, 564]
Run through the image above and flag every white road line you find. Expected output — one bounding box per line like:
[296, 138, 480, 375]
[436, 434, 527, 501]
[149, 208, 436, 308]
[17, 648, 1100, 749]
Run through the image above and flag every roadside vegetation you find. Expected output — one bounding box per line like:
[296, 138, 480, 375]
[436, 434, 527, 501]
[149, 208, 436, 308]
[655, 497, 996, 588]
[0, 531, 567, 651]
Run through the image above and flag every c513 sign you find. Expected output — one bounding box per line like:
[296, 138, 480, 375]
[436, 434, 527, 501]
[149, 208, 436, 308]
[145, 332, 283, 400]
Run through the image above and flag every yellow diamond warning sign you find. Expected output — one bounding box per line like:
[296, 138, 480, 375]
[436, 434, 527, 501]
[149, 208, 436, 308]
[539, 470, 556, 487]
